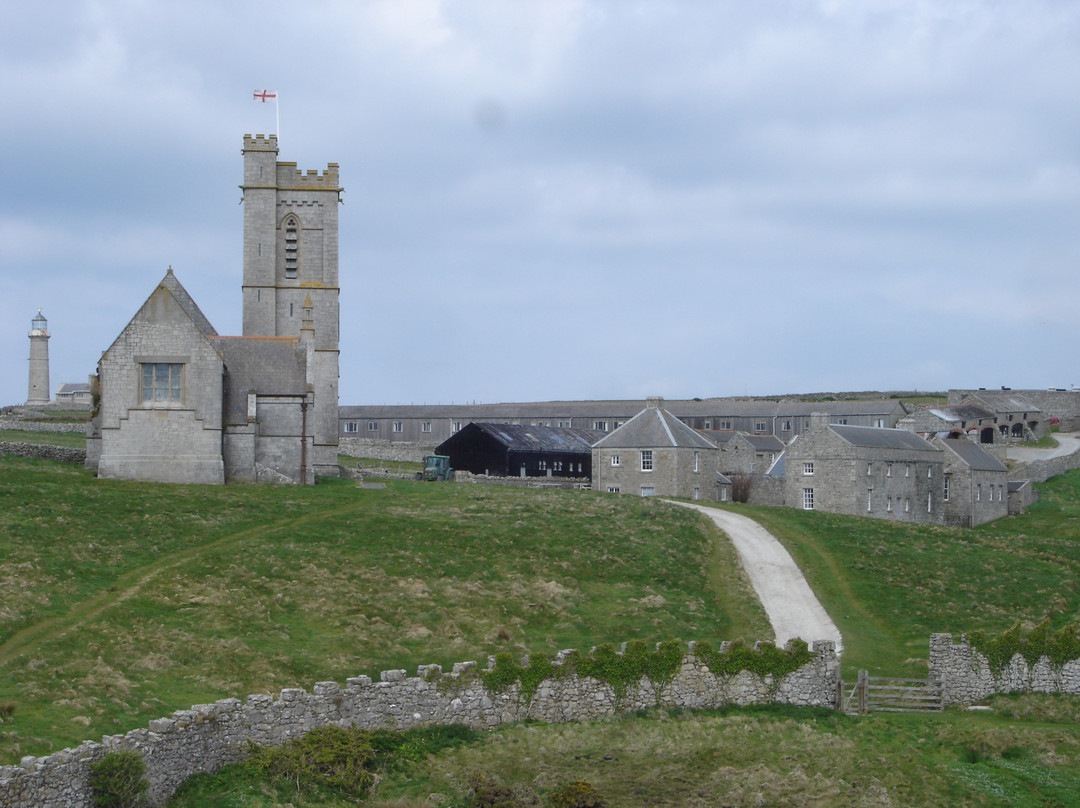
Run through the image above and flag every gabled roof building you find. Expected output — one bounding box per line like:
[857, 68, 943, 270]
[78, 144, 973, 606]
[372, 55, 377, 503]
[592, 397, 717, 500]
[435, 422, 603, 478]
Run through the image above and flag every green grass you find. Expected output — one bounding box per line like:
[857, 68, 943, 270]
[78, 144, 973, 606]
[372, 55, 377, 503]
[710, 470, 1080, 675]
[0, 455, 766, 763]
[196, 702, 1080, 807]
[0, 428, 86, 448]
[342, 454, 424, 475]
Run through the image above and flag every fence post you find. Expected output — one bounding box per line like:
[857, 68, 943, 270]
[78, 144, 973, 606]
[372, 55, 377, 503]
[857, 669, 868, 715]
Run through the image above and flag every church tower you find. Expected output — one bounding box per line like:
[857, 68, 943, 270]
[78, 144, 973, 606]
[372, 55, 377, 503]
[241, 135, 341, 475]
[26, 309, 51, 407]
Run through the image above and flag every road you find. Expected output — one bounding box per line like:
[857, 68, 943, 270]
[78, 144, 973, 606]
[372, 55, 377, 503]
[669, 501, 843, 654]
[1007, 431, 1080, 464]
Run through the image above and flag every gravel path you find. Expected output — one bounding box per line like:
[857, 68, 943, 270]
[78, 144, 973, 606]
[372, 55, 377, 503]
[670, 501, 843, 653]
[1008, 431, 1080, 464]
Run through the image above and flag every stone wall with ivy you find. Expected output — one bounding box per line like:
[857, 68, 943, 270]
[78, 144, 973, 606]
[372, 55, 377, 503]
[930, 625, 1080, 705]
[0, 638, 839, 808]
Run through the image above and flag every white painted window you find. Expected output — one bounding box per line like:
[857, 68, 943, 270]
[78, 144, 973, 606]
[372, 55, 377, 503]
[867, 489, 873, 512]
[452, 421, 462, 433]
[368, 421, 378, 431]
[344, 421, 358, 433]
[927, 492, 933, 513]
[905, 464, 911, 477]
[693, 451, 700, 472]
[640, 486, 655, 497]
[943, 475, 950, 501]
[608, 486, 620, 493]
[640, 450, 653, 471]
[721, 420, 733, 430]
[803, 488, 815, 510]
[887, 464, 892, 477]
[704, 420, 711, 430]
[977, 483, 982, 501]
[886, 497, 893, 512]
[720, 488, 729, 501]
[754, 421, 767, 434]
[594, 421, 607, 431]
[393, 421, 403, 433]
[803, 462, 814, 476]
[611, 454, 621, 467]
[905, 498, 910, 513]
[421, 421, 431, 433]
[867, 463, 872, 476]
[693, 487, 701, 501]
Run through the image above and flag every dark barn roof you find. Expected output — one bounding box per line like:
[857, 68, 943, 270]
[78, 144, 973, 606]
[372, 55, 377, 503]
[436, 422, 606, 477]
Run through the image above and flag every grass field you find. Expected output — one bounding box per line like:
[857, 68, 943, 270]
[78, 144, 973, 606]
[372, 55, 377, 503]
[6, 452, 1080, 805]
[0, 455, 766, 764]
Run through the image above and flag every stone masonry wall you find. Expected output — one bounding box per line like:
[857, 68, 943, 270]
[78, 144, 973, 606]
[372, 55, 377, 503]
[0, 442, 87, 464]
[1009, 450, 1080, 486]
[929, 633, 1080, 705]
[0, 640, 839, 808]
[0, 418, 87, 434]
[338, 436, 436, 463]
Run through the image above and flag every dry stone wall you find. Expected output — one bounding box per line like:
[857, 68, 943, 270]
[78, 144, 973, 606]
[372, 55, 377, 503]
[0, 442, 86, 464]
[929, 633, 1080, 705]
[338, 437, 435, 463]
[0, 640, 839, 808]
[0, 418, 86, 434]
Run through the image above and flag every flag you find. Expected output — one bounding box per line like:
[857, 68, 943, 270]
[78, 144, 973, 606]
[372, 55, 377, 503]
[253, 90, 277, 103]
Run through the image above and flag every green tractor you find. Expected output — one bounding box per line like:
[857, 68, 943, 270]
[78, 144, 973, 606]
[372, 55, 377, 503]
[418, 454, 453, 481]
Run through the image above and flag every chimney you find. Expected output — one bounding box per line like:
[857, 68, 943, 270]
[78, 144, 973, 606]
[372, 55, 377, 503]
[646, 396, 664, 409]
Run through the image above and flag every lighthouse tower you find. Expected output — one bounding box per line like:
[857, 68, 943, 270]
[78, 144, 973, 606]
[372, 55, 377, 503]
[26, 309, 51, 407]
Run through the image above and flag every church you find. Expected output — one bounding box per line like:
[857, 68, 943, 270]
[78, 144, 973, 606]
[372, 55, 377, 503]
[85, 135, 341, 484]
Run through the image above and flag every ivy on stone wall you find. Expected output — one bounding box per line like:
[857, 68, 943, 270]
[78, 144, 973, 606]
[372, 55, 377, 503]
[968, 619, 1080, 675]
[475, 639, 806, 704]
[690, 638, 814, 680]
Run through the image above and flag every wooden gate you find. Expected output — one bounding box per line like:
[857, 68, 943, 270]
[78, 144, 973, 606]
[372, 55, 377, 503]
[839, 670, 943, 715]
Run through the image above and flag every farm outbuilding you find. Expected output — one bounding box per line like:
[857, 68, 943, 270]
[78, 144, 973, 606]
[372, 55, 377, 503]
[435, 422, 605, 478]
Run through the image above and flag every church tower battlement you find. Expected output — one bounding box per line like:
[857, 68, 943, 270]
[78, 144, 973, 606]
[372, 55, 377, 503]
[241, 134, 341, 475]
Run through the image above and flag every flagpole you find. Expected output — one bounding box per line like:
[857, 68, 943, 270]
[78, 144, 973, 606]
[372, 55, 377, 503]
[276, 94, 280, 144]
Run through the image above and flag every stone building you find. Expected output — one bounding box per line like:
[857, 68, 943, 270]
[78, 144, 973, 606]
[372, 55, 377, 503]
[784, 413, 944, 523]
[946, 389, 1045, 442]
[85, 135, 341, 484]
[933, 436, 1009, 527]
[897, 403, 1000, 442]
[592, 397, 718, 500]
[719, 432, 785, 476]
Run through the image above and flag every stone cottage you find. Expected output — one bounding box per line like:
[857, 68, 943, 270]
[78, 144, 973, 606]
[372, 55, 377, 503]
[592, 397, 718, 500]
[933, 436, 1009, 527]
[783, 413, 945, 523]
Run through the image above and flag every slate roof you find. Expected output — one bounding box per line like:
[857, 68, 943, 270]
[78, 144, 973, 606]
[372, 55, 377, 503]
[829, 424, 940, 452]
[921, 404, 996, 422]
[211, 336, 308, 426]
[458, 422, 605, 453]
[161, 269, 218, 337]
[594, 405, 717, 449]
[766, 451, 786, 477]
[970, 391, 1041, 414]
[740, 434, 785, 452]
[56, 382, 91, 395]
[936, 438, 1008, 472]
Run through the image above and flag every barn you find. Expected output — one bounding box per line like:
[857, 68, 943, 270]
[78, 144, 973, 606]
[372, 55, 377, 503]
[436, 422, 604, 478]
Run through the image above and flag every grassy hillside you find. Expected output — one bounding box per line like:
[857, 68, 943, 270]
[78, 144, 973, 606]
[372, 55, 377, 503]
[0, 455, 767, 763]
[726, 471, 1080, 675]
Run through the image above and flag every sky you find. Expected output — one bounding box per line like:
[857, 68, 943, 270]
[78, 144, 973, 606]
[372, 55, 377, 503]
[2, 0, 1078, 407]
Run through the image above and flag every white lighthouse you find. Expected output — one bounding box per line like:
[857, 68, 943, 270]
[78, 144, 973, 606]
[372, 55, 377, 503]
[26, 309, 51, 407]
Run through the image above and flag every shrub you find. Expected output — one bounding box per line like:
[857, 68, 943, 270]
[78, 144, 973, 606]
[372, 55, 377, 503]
[88, 750, 149, 808]
[468, 773, 539, 807]
[548, 779, 607, 807]
[246, 725, 375, 795]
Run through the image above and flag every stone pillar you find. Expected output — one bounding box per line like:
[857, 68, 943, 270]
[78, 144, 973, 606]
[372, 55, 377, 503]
[26, 309, 51, 406]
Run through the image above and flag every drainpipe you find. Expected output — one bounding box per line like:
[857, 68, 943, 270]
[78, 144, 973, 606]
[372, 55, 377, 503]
[300, 399, 309, 484]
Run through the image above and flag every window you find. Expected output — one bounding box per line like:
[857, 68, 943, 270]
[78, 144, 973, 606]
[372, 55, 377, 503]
[720, 487, 729, 501]
[836, 418, 848, 425]
[141, 363, 182, 403]
[873, 418, 885, 428]
[927, 492, 933, 513]
[693, 451, 700, 472]
[977, 483, 982, 501]
[594, 421, 607, 431]
[421, 421, 431, 433]
[613, 421, 623, 429]
[704, 420, 711, 430]
[693, 487, 701, 501]
[344, 421, 358, 433]
[781, 420, 792, 431]
[803, 462, 814, 476]
[867, 463, 872, 476]
[720, 420, 733, 430]
[452, 421, 462, 433]
[640, 450, 653, 471]
[905, 464, 911, 477]
[283, 216, 299, 279]
[802, 488, 815, 510]
[554, 461, 563, 472]
[904, 498, 910, 513]
[607, 486, 620, 494]
[867, 489, 873, 512]
[640, 486, 655, 497]
[367, 421, 379, 431]
[393, 421, 403, 433]
[538, 460, 547, 471]
[886, 497, 893, 513]
[927, 466, 933, 478]
[754, 420, 767, 434]
[887, 464, 892, 477]
[943, 475, 951, 502]
[611, 454, 621, 467]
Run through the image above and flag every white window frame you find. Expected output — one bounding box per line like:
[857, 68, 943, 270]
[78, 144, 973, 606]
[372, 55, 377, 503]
[344, 421, 359, 433]
[640, 486, 655, 497]
[803, 462, 814, 476]
[611, 454, 621, 467]
[607, 485, 620, 494]
[393, 421, 403, 433]
[640, 450, 653, 472]
[693, 451, 700, 472]
[421, 421, 432, 433]
[367, 421, 379, 431]
[943, 475, 951, 502]
[802, 487, 815, 510]
[141, 362, 183, 405]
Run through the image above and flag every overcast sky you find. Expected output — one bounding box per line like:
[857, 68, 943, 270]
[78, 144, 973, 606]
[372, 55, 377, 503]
[3, 0, 1078, 407]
